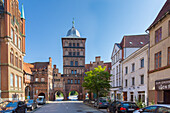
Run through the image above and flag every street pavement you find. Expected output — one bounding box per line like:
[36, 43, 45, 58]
[32, 101, 107, 113]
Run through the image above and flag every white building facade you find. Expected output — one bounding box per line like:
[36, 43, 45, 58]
[122, 44, 148, 105]
[110, 43, 123, 101]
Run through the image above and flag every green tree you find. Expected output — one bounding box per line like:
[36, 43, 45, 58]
[82, 66, 111, 99]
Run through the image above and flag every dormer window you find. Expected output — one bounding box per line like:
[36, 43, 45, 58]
[140, 42, 143, 44]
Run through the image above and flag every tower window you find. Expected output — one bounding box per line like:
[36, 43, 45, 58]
[77, 52, 80, 56]
[69, 52, 72, 56]
[69, 43, 72, 47]
[75, 79, 77, 84]
[75, 70, 77, 74]
[68, 79, 70, 84]
[71, 70, 74, 74]
[78, 79, 80, 84]
[73, 52, 76, 56]
[73, 43, 75, 47]
[77, 43, 79, 47]
[75, 61, 78, 66]
[70, 61, 73, 66]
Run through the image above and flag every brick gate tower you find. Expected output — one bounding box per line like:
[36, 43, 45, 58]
[61, 20, 86, 100]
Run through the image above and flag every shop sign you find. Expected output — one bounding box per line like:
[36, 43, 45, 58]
[155, 79, 170, 90]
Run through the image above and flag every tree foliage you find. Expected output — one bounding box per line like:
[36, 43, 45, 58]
[82, 66, 112, 99]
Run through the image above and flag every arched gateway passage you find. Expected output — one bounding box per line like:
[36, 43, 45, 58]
[38, 93, 45, 98]
[55, 91, 64, 101]
[68, 91, 79, 100]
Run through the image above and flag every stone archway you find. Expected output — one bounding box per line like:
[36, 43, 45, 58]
[38, 92, 46, 98]
[54, 91, 64, 101]
[25, 86, 31, 99]
[67, 90, 79, 100]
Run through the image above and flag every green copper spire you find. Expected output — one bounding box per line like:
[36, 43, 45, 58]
[72, 18, 75, 28]
[21, 4, 25, 19]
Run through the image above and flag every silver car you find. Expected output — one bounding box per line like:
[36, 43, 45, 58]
[133, 104, 170, 113]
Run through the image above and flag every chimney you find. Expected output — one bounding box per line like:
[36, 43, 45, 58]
[95, 56, 101, 62]
[49, 57, 52, 66]
[53, 65, 56, 69]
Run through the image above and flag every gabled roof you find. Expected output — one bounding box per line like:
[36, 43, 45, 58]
[120, 34, 149, 48]
[147, 0, 170, 30]
[111, 43, 121, 58]
[115, 43, 121, 49]
[23, 62, 34, 74]
[31, 62, 49, 69]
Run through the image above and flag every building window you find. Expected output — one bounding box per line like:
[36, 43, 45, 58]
[141, 75, 144, 85]
[77, 43, 79, 47]
[75, 61, 78, 66]
[78, 79, 80, 84]
[77, 52, 79, 56]
[11, 28, 14, 42]
[41, 78, 45, 82]
[73, 52, 76, 56]
[69, 52, 72, 56]
[65, 50, 68, 55]
[18, 38, 21, 49]
[80, 51, 83, 56]
[168, 47, 170, 65]
[116, 66, 118, 74]
[132, 63, 135, 72]
[10, 49, 14, 65]
[10, 73, 14, 87]
[65, 41, 68, 46]
[15, 75, 18, 88]
[138, 92, 145, 103]
[15, 53, 18, 67]
[155, 27, 162, 43]
[155, 51, 161, 69]
[125, 67, 128, 75]
[69, 43, 71, 47]
[36, 90, 38, 94]
[75, 70, 77, 74]
[70, 61, 73, 66]
[19, 77, 21, 89]
[71, 79, 73, 84]
[73, 43, 75, 47]
[19, 56, 22, 69]
[71, 70, 74, 74]
[75, 79, 77, 84]
[141, 58, 144, 68]
[132, 77, 135, 86]
[35, 78, 38, 82]
[130, 92, 134, 102]
[169, 21, 170, 36]
[125, 79, 127, 87]
[15, 27, 18, 46]
[68, 79, 70, 84]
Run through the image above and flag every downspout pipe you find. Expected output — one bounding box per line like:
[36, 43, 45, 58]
[145, 30, 150, 106]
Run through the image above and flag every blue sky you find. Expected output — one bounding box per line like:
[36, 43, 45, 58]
[17, 0, 166, 74]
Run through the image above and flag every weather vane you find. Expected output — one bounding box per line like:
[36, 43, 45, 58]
[72, 18, 75, 27]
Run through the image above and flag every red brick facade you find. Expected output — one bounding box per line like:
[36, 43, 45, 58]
[0, 0, 25, 100]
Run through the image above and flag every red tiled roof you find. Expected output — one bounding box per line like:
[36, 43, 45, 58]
[147, 0, 170, 30]
[23, 62, 34, 74]
[120, 34, 149, 48]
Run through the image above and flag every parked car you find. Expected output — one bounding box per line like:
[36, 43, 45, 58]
[133, 104, 170, 113]
[94, 97, 109, 109]
[0, 100, 27, 113]
[37, 96, 46, 105]
[107, 101, 139, 113]
[26, 99, 38, 111]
